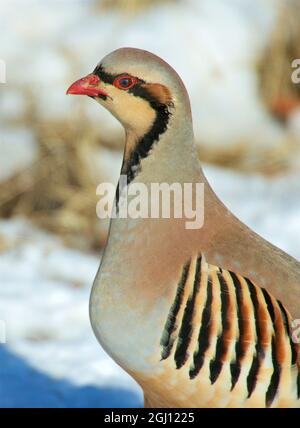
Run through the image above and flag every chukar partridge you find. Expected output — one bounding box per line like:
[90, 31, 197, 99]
[67, 48, 300, 408]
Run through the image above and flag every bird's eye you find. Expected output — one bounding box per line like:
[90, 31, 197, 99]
[113, 75, 137, 90]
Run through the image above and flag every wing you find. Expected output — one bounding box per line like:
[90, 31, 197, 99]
[159, 254, 300, 407]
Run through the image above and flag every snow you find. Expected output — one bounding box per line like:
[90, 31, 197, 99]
[0, 219, 143, 407]
[0, 165, 299, 407]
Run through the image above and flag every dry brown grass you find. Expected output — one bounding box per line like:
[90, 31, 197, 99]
[258, 0, 300, 121]
[0, 116, 113, 250]
[198, 137, 298, 176]
[98, 0, 175, 14]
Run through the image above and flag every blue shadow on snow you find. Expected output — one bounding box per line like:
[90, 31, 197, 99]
[0, 345, 142, 408]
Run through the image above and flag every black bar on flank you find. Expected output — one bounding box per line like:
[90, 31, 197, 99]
[160, 261, 191, 360]
[229, 271, 245, 391]
[209, 272, 230, 384]
[174, 256, 202, 369]
[245, 279, 264, 398]
[265, 337, 281, 407]
[189, 275, 213, 379]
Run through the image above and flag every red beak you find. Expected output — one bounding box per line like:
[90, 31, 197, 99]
[66, 73, 108, 97]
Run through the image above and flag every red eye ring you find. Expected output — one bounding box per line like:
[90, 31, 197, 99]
[113, 75, 138, 90]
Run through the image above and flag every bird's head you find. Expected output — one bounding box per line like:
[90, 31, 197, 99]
[67, 48, 193, 182]
[67, 48, 190, 138]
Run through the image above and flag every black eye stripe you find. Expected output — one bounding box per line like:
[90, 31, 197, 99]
[94, 65, 114, 84]
[93, 65, 172, 110]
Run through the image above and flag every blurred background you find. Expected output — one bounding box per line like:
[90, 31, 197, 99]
[0, 0, 300, 407]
